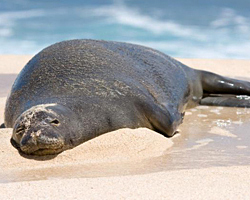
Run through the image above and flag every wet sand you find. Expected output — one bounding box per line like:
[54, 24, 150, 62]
[0, 56, 250, 199]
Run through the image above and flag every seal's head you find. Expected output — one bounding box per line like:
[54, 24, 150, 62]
[11, 104, 78, 156]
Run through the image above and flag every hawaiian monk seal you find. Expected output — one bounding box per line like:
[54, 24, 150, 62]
[4, 39, 250, 155]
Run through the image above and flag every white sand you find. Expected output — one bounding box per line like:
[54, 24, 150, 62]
[1, 166, 250, 200]
[0, 55, 31, 74]
[0, 128, 173, 169]
[0, 56, 250, 199]
[0, 97, 6, 123]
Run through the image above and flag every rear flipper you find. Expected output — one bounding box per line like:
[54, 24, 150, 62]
[0, 123, 5, 128]
[200, 71, 250, 107]
[200, 94, 250, 107]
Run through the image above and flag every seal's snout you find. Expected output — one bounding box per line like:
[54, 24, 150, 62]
[18, 129, 64, 155]
[11, 123, 65, 155]
[9, 104, 77, 155]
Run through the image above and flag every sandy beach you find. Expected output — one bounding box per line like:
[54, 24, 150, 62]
[0, 56, 250, 199]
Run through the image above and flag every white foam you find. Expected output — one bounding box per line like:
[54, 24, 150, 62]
[197, 106, 209, 110]
[197, 114, 208, 118]
[208, 126, 237, 138]
[185, 112, 192, 116]
[210, 109, 221, 114]
[236, 146, 248, 149]
[213, 119, 232, 127]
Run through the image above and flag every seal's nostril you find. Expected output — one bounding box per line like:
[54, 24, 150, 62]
[13, 125, 26, 143]
[15, 126, 25, 135]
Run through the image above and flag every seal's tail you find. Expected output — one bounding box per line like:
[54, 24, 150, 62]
[200, 71, 250, 107]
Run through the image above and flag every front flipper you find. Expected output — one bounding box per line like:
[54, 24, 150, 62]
[141, 102, 183, 137]
[200, 94, 250, 107]
[200, 71, 250, 107]
[0, 123, 5, 128]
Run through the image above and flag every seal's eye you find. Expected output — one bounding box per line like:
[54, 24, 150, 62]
[50, 119, 60, 126]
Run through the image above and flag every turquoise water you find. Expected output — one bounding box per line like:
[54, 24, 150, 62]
[0, 0, 250, 58]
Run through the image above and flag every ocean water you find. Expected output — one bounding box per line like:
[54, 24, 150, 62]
[0, 0, 250, 58]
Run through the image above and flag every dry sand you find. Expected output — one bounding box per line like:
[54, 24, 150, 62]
[0, 56, 250, 199]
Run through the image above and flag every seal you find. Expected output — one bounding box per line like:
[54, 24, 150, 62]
[4, 40, 250, 155]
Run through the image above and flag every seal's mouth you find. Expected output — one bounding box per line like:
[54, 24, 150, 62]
[21, 142, 64, 156]
[22, 146, 64, 156]
[11, 134, 65, 156]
